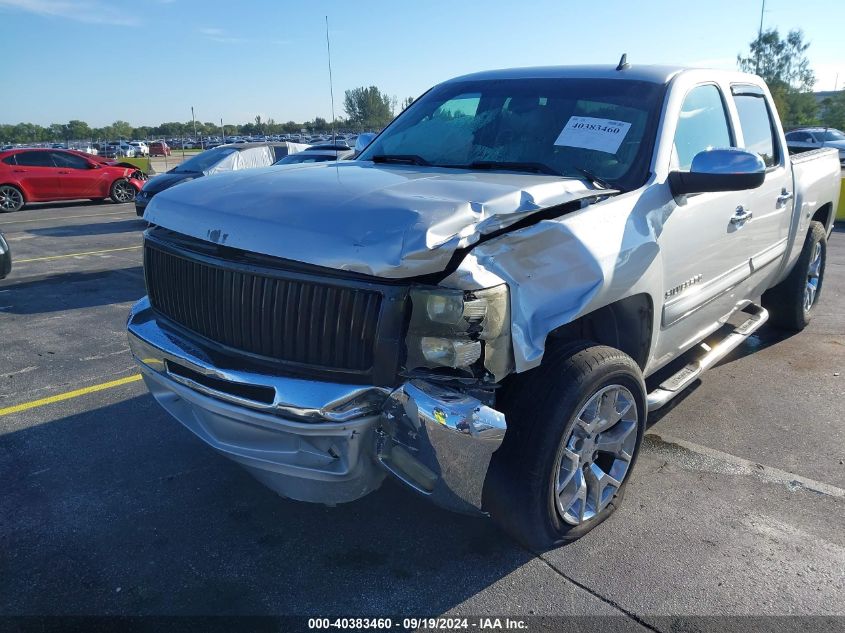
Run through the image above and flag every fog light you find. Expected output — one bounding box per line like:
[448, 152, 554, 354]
[420, 337, 482, 368]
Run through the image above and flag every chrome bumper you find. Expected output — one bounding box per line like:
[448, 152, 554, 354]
[127, 298, 507, 514]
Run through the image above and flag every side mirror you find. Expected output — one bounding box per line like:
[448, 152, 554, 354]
[87, 161, 101, 169]
[669, 148, 766, 196]
[354, 133, 376, 155]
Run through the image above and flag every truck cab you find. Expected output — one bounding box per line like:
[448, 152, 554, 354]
[128, 64, 840, 548]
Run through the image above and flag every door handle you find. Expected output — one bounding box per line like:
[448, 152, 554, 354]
[13, 169, 26, 173]
[777, 189, 793, 206]
[57, 171, 70, 174]
[730, 205, 753, 226]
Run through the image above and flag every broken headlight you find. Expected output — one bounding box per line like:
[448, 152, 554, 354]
[404, 285, 513, 381]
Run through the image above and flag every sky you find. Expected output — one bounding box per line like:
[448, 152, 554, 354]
[0, 0, 843, 128]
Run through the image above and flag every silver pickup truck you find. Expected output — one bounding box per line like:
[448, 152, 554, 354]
[128, 65, 841, 548]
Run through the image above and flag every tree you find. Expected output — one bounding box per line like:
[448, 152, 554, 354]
[66, 119, 91, 141]
[110, 120, 133, 139]
[737, 29, 817, 127]
[820, 92, 845, 129]
[401, 96, 415, 110]
[343, 86, 393, 128]
[49, 123, 67, 141]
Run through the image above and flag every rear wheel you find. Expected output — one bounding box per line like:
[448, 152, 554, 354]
[484, 342, 646, 550]
[762, 221, 827, 331]
[109, 179, 136, 203]
[0, 185, 24, 212]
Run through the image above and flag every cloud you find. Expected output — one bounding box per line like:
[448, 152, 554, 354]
[0, 0, 140, 25]
[198, 26, 290, 46]
[198, 26, 245, 44]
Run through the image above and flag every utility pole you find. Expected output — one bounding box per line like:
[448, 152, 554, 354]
[221, 117, 225, 144]
[191, 106, 200, 149]
[325, 16, 336, 144]
[755, 0, 765, 75]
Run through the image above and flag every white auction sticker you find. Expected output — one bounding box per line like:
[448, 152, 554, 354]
[554, 116, 631, 154]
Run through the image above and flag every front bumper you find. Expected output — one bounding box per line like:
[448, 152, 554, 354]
[127, 298, 507, 514]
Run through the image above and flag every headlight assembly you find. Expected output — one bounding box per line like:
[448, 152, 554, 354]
[404, 285, 513, 381]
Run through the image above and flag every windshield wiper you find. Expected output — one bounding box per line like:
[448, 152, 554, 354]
[571, 166, 621, 192]
[463, 161, 562, 176]
[371, 154, 430, 166]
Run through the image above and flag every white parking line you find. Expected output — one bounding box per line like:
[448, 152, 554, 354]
[644, 432, 845, 498]
[15, 245, 142, 263]
[0, 210, 135, 226]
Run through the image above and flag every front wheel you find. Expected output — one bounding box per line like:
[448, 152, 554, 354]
[0, 185, 24, 212]
[110, 179, 136, 204]
[484, 342, 646, 550]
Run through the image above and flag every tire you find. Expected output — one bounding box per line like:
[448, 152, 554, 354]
[762, 221, 827, 331]
[484, 341, 647, 550]
[109, 179, 136, 204]
[0, 185, 25, 213]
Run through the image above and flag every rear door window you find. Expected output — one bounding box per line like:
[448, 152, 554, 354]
[731, 85, 780, 167]
[14, 151, 56, 167]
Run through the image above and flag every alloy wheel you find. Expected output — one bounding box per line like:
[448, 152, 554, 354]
[113, 180, 135, 203]
[553, 385, 638, 525]
[803, 241, 822, 312]
[0, 186, 23, 212]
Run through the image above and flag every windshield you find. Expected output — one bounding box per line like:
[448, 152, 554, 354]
[359, 77, 666, 190]
[172, 146, 238, 173]
[819, 129, 845, 141]
[276, 153, 339, 165]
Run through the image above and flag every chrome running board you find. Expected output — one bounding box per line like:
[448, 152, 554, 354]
[647, 304, 769, 412]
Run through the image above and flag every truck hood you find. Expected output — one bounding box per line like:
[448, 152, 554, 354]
[144, 161, 603, 278]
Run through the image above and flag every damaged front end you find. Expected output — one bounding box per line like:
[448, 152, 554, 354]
[128, 293, 509, 515]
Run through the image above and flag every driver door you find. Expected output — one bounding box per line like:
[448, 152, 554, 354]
[51, 151, 105, 199]
[656, 83, 754, 359]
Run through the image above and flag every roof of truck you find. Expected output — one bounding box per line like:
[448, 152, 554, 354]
[445, 64, 689, 85]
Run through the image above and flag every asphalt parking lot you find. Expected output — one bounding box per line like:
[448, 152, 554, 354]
[0, 201, 843, 628]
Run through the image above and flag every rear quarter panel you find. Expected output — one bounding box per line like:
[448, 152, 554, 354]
[774, 148, 841, 285]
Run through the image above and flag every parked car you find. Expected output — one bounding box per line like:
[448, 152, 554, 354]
[0, 148, 145, 211]
[100, 142, 135, 159]
[785, 127, 845, 165]
[130, 141, 149, 156]
[135, 142, 306, 216]
[128, 64, 841, 549]
[149, 141, 171, 157]
[0, 230, 10, 279]
[274, 144, 354, 165]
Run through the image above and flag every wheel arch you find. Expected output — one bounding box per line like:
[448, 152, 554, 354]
[543, 293, 654, 371]
[0, 182, 27, 201]
[811, 202, 833, 235]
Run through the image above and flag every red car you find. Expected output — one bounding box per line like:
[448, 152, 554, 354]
[0, 148, 146, 212]
[149, 141, 171, 157]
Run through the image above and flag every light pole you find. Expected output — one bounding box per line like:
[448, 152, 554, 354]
[191, 106, 201, 150]
[755, 0, 766, 75]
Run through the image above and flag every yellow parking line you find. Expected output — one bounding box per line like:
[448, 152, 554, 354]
[15, 245, 142, 263]
[0, 210, 134, 225]
[0, 374, 143, 416]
